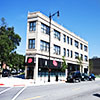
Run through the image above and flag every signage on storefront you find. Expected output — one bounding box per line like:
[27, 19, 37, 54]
[27, 57, 34, 66]
[53, 60, 58, 66]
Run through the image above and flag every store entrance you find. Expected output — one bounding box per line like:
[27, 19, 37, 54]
[27, 67, 34, 79]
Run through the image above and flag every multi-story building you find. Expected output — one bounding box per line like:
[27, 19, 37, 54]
[25, 11, 89, 83]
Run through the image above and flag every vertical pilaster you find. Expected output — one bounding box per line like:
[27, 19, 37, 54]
[34, 56, 39, 83]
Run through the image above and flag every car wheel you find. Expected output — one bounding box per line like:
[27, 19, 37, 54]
[78, 79, 81, 82]
[73, 79, 76, 83]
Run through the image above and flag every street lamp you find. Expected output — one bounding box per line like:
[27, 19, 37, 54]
[48, 11, 60, 82]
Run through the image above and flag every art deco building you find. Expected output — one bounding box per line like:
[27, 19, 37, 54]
[25, 11, 89, 82]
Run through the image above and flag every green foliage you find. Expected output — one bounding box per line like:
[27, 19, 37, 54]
[89, 60, 93, 74]
[8, 52, 25, 71]
[0, 17, 21, 64]
[62, 56, 68, 71]
[77, 56, 83, 72]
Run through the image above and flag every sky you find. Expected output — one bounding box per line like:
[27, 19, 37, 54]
[0, 0, 100, 58]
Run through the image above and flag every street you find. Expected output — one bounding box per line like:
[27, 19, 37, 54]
[0, 80, 100, 100]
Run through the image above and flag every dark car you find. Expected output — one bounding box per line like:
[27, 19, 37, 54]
[81, 73, 89, 81]
[67, 71, 82, 83]
[89, 73, 95, 81]
[2, 69, 10, 77]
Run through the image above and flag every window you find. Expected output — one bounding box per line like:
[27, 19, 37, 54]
[75, 52, 79, 59]
[28, 39, 35, 49]
[67, 36, 69, 44]
[40, 40, 49, 52]
[67, 49, 69, 57]
[84, 45, 88, 52]
[84, 55, 88, 61]
[54, 45, 60, 55]
[29, 21, 36, 31]
[41, 23, 50, 35]
[70, 50, 73, 58]
[80, 43, 83, 50]
[80, 54, 83, 60]
[54, 30, 60, 40]
[63, 48, 66, 56]
[75, 40, 79, 48]
[63, 34, 66, 42]
[70, 38, 73, 45]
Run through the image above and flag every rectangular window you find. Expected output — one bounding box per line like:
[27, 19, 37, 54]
[28, 39, 35, 49]
[70, 50, 73, 58]
[80, 54, 83, 60]
[75, 52, 79, 59]
[40, 40, 49, 52]
[63, 48, 66, 56]
[84, 45, 88, 52]
[80, 43, 83, 50]
[67, 36, 69, 44]
[67, 49, 69, 57]
[54, 45, 60, 55]
[54, 30, 60, 41]
[75, 40, 79, 48]
[29, 21, 36, 31]
[84, 55, 88, 61]
[41, 23, 50, 35]
[63, 34, 66, 42]
[70, 38, 73, 45]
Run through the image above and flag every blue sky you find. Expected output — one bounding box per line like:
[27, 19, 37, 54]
[0, 0, 100, 58]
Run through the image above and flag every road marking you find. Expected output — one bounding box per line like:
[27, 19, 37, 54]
[24, 96, 42, 100]
[0, 87, 13, 95]
[72, 88, 80, 91]
[12, 87, 27, 100]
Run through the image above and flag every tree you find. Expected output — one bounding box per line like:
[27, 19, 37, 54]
[0, 18, 21, 65]
[89, 60, 93, 74]
[77, 56, 83, 73]
[62, 56, 68, 71]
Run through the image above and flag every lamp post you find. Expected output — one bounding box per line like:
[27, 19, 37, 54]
[48, 11, 60, 82]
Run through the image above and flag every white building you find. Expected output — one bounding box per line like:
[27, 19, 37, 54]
[25, 11, 89, 83]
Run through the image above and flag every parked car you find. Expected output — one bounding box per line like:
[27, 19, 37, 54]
[67, 71, 82, 83]
[2, 69, 10, 77]
[89, 73, 95, 81]
[81, 73, 89, 81]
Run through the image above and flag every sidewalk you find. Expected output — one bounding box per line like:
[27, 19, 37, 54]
[0, 77, 65, 87]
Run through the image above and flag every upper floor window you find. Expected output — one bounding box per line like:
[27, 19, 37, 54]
[54, 30, 60, 41]
[84, 55, 88, 61]
[28, 39, 35, 49]
[84, 45, 88, 52]
[80, 54, 83, 60]
[63, 34, 66, 42]
[75, 52, 79, 59]
[80, 43, 83, 50]
[70, 50, 73, 58]
[75, 40, 79, 48]
[40, 40, 49, 52]
[67, 49, 69, 57]
[41, 23, 50, 35]
[70, 38, 73, 45]
[67, 36, 69, 44]
[54, 45, 60, 55]
[63, 48, 66, 56]
[29, 21, 36, 31]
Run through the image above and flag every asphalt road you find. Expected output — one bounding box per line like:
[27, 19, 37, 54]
[0, 80, 100, 100]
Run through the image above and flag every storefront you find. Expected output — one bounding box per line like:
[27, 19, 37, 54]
[25, 57, 66, 82]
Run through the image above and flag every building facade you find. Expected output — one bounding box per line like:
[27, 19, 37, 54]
[25, 11, 89, 83]
[89, 58, 100, 75]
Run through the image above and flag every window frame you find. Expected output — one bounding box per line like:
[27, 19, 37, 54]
[29, 21, 36, 31]
[28, 39, 35, 49]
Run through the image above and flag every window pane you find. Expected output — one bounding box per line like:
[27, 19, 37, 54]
[29, 21, 36, 31]
[28, 39, 35, 49]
